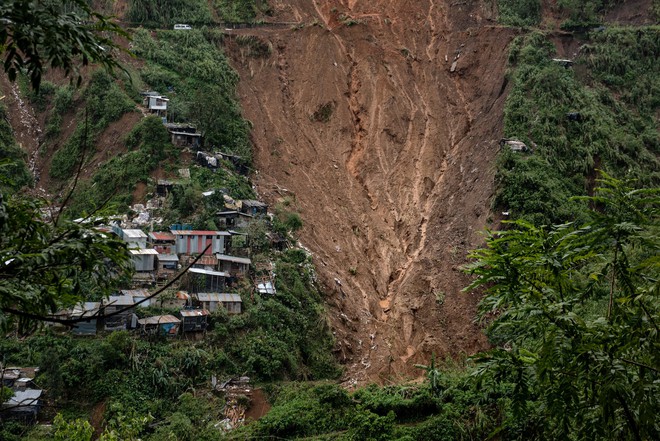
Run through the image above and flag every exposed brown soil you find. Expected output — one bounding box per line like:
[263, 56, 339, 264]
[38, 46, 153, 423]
[244, 388, 272, 421]
[90, 400, 108, 438]
[224, 0, 517, 385]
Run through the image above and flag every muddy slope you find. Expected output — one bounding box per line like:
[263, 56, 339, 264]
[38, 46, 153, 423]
[228, 0, 516, 384]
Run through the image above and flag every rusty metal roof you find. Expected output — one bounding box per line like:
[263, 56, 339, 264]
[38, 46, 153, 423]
[179, 309, 210, 317]
[195, 293, 242, 303]
[137, 315, 180, 325]
[149, 231, 175, 241]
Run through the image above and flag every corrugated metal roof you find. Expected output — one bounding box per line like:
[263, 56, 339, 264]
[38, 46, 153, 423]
[195, 255, 218, 266]
[158, 253, 179, 262]
[121, 289, 150, 297]
[170, 131, 202, 136]
[175, 291, 190, 300]
[137, 315, 180, 325]
[71, 302, 101, 317]
[104, 295, 135, 306]
[195, 293, 242, 303]
[180, 309, 210, 317]
[241, 200, 267, 208]
[164, 123, 196, 130]
[149, 231, 175, 241]
[3, 389, 42, 407]
[130, 248, 158, 255]
[189, 268, 228, 277]
[170, 230, 230, 236]
[123, 229, 148, 239]
[216, 254, 251, 265]
[257, 282, 276, 295]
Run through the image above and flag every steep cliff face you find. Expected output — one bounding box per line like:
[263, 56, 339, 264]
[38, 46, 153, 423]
[226, 0, 516, 384]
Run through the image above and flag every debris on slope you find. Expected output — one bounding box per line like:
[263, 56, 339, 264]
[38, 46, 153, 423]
[225, 0, 515, 385]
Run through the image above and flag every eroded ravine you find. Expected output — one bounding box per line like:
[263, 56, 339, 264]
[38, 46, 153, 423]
[228, 0, 514, 384]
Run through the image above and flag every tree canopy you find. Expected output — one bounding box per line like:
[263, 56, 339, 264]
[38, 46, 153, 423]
[465, 173, 660, 440]
[0, 192, 132, 333]
[0, 0, 127, 90]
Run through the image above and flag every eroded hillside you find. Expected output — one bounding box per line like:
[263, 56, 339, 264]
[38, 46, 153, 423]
[225, 0, 516, 384]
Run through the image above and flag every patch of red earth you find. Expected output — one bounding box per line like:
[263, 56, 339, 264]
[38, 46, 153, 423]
[244, 388, 271, 421]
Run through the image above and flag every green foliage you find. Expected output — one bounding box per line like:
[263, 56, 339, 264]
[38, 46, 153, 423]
[50, 70, 135, 181]
[127, 0, 213, 26]
[0, 0, 128, 90]
[347, 409, 396, 441]
[582, 26, 660, 114]
[0, 385, 13, 402]
[65, 116, 171, 217]
[225, 251, 339, 381]
[214, 0, 271, 22]
[465, 174, 660, 440]
[0, 105, 32, 192]
[132, 28, 252, 160]
[25, 80, 56, 112]
[497, 0, 541, 27]
[45, 85, 76, 139]
[243, 383, 352, 438]
[53, 413, 93, 441]
[558, 0, 612, 28]
[497, 30, 660, 224]
[312, 101, 335, 123]
[0, 193, 132, 331]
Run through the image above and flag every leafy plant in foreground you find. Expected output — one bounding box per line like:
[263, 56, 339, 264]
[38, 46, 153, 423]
[465, 173, 660, 440]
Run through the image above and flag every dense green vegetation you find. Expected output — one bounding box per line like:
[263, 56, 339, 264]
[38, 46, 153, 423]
[50, 70, 136, 181]
[64, 115, 173, 217]
[132, 28, 252, 160]
[126, 0, 271, 25]
[0, 103, 31, 192]
[497, 0, 542, 27]
[0, 191, 132, 334]
[494, 28, 659, 225]
[0, 0, 127, 90]
[467, 175, 660, 440]
[127, 0, 214, 26]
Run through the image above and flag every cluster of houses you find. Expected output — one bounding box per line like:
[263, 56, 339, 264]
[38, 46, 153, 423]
[54, 198, 275, 337]
[2, 93, 285, 423]
[1, 367, 42, 423]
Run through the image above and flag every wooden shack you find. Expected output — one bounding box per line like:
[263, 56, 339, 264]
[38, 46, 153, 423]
[164, 123, 202, 148]
[156, 253, 179, 280]
[70, 302, 101, 335]
[149, 231, 176, 254]
[187, 268, 227, 293]
[240, 200, 268, 216]
[137, 315, 181, 336]
[102, 295, 137, 331]
[194, 293, 242, 314]
[1, 389, 43, 422]
[179, 309, 210, 332]
[216, 254, 251, 277]
[216, 210, 253, 229]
